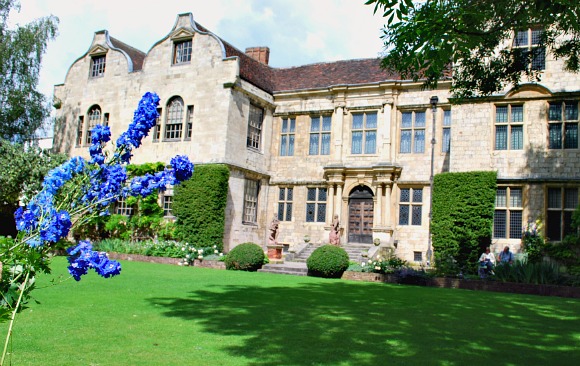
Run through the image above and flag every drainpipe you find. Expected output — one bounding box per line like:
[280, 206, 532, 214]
[427, 96, 438, 266]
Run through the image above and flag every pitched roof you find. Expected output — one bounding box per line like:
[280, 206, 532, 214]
[109, 36, 146, 71]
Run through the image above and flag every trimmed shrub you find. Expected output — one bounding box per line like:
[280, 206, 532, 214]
[173, 164, 229, 251]
[307, 245, 349, 278]
[432, 171, 497, 275]
[224, 242, 265, 271]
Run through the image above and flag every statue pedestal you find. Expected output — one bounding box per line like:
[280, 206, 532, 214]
[267, 244, 284, 260]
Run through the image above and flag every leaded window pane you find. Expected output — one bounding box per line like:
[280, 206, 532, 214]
[548, 188, 561, 209]
[411, 205, 422, 225]
[286, 188, 293, 200]
[511, 126, 523, 150]
[494, 210, 507, 238]
[247, 104, 263, 149]
[289, 118, 296, 132]
[511, 105, 524, 122]
[549, 124, 562, 149]
[309, 134, 319, 155]
[565, 123, 578, 149]
[509, 211, 522, 238]
[318, 188, 327, 201]
[565, 188, 578, 209]
[317, 203, 326, 222]
[352, 131, 363, 154]
[399, 205, 409, 225]
[311, 117, 320, 132]
[496, 188, 507, 207]
[414, 112, 426, 127]
[400, 188, 410, 202]
[165, 97, 184, 140]
[414, 129, 425, 153]
[401, 112, 412, 128]
[495, 125, 508, 150]
[286, 203, 293, 221]
[496, 106, 508, 123]
[307, 188, 316, 201]
[322, 116, 331, 131]
[288, 135, 295, 155]
[278, 203, 284, 221]
[531, 29, 543, 45]
[442, 128, 451, 153]
[282, 119, 288, 133]
[510, 188, 522, 207]
[514, 30, 528, 46]
[549, 103, 562, 121]
[352, 113, 364, 129]
[321, 133, 331, 155]
[400, 130, 411, 153]
[366, 112, 377, 128]
[531, 47, 545, 70]
[364, 131, 376, 154]
[280, 135, 288, 156]
[443, 110, 452, 126]
[279, 188, 285, 201]
[412, 189, 423, 203]
[306, 203, 315, 222]
[565, 101, 578, 121]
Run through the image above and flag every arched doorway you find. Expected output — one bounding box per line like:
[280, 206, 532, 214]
[348, 185, 374, 244]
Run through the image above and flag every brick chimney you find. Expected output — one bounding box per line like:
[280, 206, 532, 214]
[245, 47, 270, 65]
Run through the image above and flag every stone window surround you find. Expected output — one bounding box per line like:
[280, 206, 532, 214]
[398, 186, 423, 226]
[399, 109, 427, 154]
[494, 103, 524, 151]
[493, 185, 523, 240]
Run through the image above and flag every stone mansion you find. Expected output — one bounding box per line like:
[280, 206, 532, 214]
[52, 13, 580, 263]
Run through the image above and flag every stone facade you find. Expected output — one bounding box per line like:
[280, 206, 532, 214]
[53, 13, 580, 263]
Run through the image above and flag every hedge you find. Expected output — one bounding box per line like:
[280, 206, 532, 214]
[173, 164, 229, 251]
[432, 171, 497, 274]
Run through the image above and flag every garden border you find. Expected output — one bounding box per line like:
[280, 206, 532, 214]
[108, 253, 226, 269]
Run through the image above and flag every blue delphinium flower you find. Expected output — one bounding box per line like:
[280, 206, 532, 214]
[115, 92, 160, 162]
[170, 155, 194, 182]
[66, 240, 122, 281]
[89, 125, 111, 165]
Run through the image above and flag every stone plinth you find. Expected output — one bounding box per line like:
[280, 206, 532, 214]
[267, 244, 283, 260]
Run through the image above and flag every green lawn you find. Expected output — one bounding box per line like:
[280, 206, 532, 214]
[2, 257, 580, 366]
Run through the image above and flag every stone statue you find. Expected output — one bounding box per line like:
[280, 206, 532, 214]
[268, 215, 279, 245]
[329, 214, 341, 245]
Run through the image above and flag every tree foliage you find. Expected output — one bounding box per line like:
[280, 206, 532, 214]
[0, 140, 66, 236]
[367, 0, 580, 98]
[0, 0, 58, 141]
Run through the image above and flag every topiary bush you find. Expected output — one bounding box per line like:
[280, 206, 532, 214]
[224, 242, 265, 271]
[306, 245, 349, 278]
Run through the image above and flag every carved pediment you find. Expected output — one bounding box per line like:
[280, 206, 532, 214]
[88, 45, 109, 56]
[170, 28, 195, 41]
[505, 84, 552, 99]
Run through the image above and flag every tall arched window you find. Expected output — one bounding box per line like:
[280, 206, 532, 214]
[165, 97, 184, 140]
[86, 105, 102, 145]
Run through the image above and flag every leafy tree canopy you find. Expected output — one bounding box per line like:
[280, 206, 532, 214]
[0, 0, 58, 141]
[367, 0, 580, 98]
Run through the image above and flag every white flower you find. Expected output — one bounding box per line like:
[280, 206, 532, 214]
[181, 247, 185, 251]
[197, 249, 203, 253]
[185, 254, 190, 259]
[219, 253, 223, 256]
[198, 255, 203, 259]
[214, 250, 218, 254]
[213, 245, 217, 248]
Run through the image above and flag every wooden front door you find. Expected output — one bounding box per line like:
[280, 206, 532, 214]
[348, 187, 374, 244]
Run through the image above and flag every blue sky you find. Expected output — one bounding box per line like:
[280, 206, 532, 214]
[10, 0, 387, 100]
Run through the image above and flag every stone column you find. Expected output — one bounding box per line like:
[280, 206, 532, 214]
[384, 181, 392, 227]
[336, 184, 343, 219]
[374, 183, 383, 227]
[328, 183, 335, 223]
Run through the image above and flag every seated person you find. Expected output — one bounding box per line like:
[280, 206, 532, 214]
[479, 247, 496, 273]
[498, 246, 514, 265]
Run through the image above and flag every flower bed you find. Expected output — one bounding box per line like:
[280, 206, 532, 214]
[107, 252, 225, 269]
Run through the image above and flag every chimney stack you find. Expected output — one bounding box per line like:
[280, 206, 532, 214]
[245, 47, 270, 65]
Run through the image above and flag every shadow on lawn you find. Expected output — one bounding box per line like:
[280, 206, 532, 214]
[148, 280, 580, 366]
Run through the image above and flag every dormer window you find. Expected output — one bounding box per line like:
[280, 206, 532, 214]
[173, 39, 192, 64]
[90, 55, 106, 77]
[513, 28, 545, 71]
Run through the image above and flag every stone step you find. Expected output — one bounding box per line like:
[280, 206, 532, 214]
[259, 263, 308, 276]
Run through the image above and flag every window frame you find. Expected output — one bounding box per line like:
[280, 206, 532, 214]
[185, 105, 194, 140]
[493, 186, 523, 239]
[442, 109, 452, 153]
[280, 117, 296, 156]
[90, 54, 106, 78]
[309, 115, 331, 155]
[494, 104, 524, 151]
[247, 104, 264, 150]
[243, 179, 259, 224]
[114, 197, 134, 216]
[173, 39, 192, 65]
[76, 116, 84, 147]
[351, 111, 378, 155]
[164, 97, 184, 141]
[86, 105, 102, 145]
[399, 110, 426, 154]
[277, 187, 293, 221]
[398, 187, 423, 226]
[513, 28, 546, 71]
[305, 187, 327, 223]
[548, 101, 579, 150]
[162, 194, 174, 217]
[546, 186, 579, 242]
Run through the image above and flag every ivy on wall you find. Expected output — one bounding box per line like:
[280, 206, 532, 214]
[431, 171, 497, 274]
[173, 164, 230, 251]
